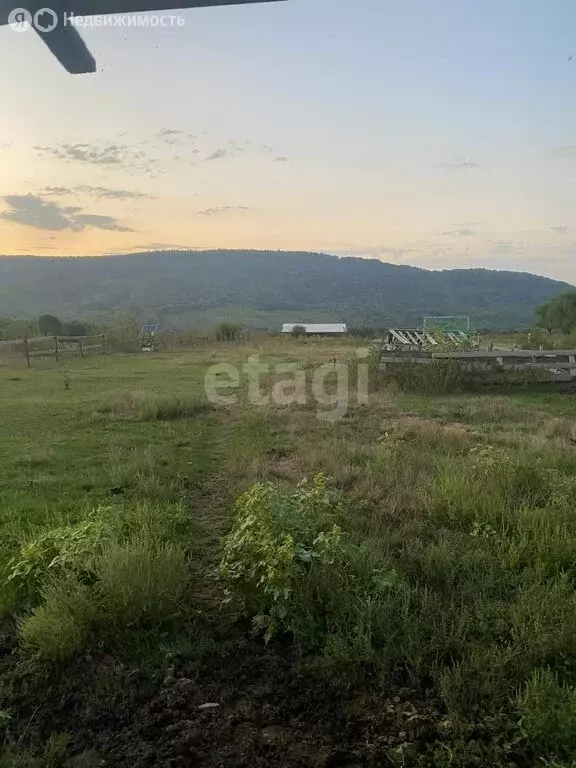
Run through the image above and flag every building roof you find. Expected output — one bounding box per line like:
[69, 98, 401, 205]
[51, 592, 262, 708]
[281, 323, 347, 334]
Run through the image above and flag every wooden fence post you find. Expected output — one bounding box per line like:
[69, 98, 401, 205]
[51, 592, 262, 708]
[24, 335, 30, 368]
[54, 336, 59, 362]
[102, 334, 106, 355]
[79, 337, 84, 358]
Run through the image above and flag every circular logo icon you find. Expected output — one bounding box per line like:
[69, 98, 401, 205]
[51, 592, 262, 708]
[33, 7, 58, 32]
[8, 7, 32, 31]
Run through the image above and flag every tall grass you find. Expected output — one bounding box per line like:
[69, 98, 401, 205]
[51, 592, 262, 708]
[93, 391, 211, 422]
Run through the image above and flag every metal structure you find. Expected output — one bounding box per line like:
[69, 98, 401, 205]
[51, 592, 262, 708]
[140, 323, 158, 352]
[385, 328, 437, 349]
[0, 0, 285, 74]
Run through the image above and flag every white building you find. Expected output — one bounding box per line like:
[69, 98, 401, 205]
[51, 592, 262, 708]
[281, 323, 347, 335]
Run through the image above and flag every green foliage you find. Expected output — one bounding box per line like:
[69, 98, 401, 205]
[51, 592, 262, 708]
[214, 322, 242, 342]
[5, 517, 112, 606]
[61, 320, 87, 336]
[0, 251, 568, 330]
[220, 474, 344, 640]
[19, 576, 97, 662]
[220, 474, 406, 675]
[100, 316, 141, 352]
[93, 391, 211, 422]
[96, 536, 189, 626]
[17, 534, 190, 661]
[290, 324, 307, 337]
[383, 360, 472, 394]
[536, 290, 576, 335]
[519, 668, 576, 761]
[1, 320, 37, 341]
[38, 315, 62, 337]
[423, 327, 476, 352]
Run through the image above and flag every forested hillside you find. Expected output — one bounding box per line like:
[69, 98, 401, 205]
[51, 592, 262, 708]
[0, 250, 570, 329]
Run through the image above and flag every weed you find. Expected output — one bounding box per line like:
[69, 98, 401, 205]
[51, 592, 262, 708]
[519, 668, 576, 762]
[19, 576, 97, 662]
[96, 535, 189, 627]
[93, 391, 210, 422]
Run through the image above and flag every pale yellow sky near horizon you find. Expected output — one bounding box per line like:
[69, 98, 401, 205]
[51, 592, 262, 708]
[1, 0, 575, 283]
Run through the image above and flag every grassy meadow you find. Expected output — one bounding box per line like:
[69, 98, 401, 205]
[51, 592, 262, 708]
[2, 339, 576, 766]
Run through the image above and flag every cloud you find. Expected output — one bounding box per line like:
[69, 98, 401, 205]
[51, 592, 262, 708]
[34, 142, 158, 175]
[204, 147, 239, 161]
[201, 140, 286, 163]
[154, 128, 186, 146]
[198, 206, 251, 216]
[0, 194, 132, 232]
[441, 228, 477, 237]
[43, 185, 153, 200]
[550, 225, 569, 235]
[43, 186, 71, 196]
[131, 242, 192, 251]
[70, 214, 132, 231]
[204, 148, 229, 161]
[439, 158, 478, 169]
[204, 141, 249, 162]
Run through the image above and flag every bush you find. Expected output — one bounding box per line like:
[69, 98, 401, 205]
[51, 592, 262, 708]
[519, 668, 576, 761]
[220, 474, 344, 640]
[19, 577, 96, 662]
[220, 474, 404, 669]
[214, 322, 241, 342]
[96, 536, 189, 626]
[5, 518, 112, 606]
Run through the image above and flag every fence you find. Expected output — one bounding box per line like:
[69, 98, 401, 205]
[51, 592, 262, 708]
[0, 334, 106, 367]
[380, 348, 576, 382]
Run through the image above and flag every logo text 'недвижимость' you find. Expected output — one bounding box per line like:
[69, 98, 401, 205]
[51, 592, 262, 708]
[8, 7, 186, 31]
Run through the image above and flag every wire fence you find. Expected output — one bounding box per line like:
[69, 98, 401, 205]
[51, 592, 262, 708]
[0, 334, 106, 367]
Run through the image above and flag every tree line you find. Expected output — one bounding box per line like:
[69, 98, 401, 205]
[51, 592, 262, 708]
[0, 315, 90, 342]
[535, 290, 576, 335]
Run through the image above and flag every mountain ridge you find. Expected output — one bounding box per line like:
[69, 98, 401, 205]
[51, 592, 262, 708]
[0, 250, 571, 330]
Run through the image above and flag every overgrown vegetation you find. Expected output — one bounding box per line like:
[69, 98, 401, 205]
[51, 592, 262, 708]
[381, 358, 550, 394]
[93, 391, 211, 422]
[3, 343, 576, 765]
[536, 289, 576, 335]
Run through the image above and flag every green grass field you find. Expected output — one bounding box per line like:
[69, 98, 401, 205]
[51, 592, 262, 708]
[2, 342, 576, 766]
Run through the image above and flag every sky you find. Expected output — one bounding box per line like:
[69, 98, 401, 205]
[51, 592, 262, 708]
[1, 0, 575, 282]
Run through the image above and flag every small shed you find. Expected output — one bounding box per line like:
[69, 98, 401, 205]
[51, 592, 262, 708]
[282, 323, 347, 336]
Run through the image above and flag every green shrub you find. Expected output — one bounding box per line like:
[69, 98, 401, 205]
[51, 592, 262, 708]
[214, 322, 241, 342]
[220, 474, 405, 670]
[220, 474, 344, 640]
[96, 536, 189, 626]
[519, 668, 576, 761]
[19, 577, 97, 662]
[5, 518, 112, 606]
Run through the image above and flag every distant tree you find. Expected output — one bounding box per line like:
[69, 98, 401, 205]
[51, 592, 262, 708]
[38, 314, 63, 336]
[2, 320, 37, 341]
[291, 324, 307, 337]
[215, 322, 241, 342]
[62, 320, 88, 336]
[535, 291, 576, 335]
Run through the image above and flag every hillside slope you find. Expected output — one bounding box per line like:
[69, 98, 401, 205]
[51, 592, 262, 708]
[0, 250, 570, 329]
